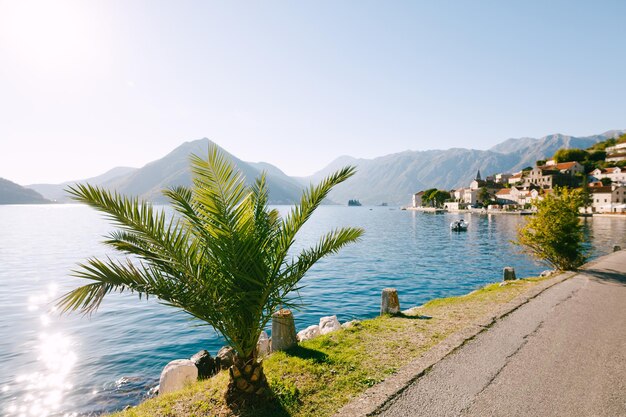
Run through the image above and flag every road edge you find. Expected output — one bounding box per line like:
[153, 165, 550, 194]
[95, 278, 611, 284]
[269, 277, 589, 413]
[333, 267, 585, 417]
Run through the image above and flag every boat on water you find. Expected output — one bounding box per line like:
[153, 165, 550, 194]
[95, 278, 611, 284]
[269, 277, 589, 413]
[450, 219, 469, 232]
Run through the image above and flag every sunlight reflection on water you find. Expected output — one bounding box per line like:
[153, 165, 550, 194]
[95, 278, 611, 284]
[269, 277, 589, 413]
[4, 283, 78, 417]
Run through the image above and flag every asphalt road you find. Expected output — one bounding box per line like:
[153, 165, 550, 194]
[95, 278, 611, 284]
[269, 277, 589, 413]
[377, 251, 626, 417]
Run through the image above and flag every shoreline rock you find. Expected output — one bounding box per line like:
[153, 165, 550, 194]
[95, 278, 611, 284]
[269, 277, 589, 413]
[159, 359, 198, 395]
[190, 350, 216, 379]
[297, 324, 321, 341]
[319, 315, 341, 335]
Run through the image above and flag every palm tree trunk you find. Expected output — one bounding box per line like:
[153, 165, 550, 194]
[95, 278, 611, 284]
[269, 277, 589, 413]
[225, 355, 271, 406]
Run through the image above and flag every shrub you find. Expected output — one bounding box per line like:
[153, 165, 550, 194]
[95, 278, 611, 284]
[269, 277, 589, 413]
[516, 188, 586, 270]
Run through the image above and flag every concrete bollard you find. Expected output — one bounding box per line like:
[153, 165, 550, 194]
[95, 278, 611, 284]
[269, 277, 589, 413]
[381, 288, 400, 315]
[271, 309, 297, 352]
[503, 267, 517, 281]
[614, 245, 622, 252]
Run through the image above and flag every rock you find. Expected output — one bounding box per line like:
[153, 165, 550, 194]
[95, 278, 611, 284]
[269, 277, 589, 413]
[503, 267, 517, 281]
[342, 320, 360, 329]
[159, 359, 198, 395]
[381, 288, 400, 315]
[216, 346, 237, 370]
[319, 315, 341, 335]
[271, 309, 297, 351]
[614, 245, 622, 252]
[540, 269, 555, 277]
[190, 350, 215, 379]
[147, 385, 159, 397]
[297, 325, 321, 341]
[256, 331, 271, 358]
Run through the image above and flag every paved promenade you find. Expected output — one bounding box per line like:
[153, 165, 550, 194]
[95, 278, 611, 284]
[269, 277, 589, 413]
[376, 250, 626, 417]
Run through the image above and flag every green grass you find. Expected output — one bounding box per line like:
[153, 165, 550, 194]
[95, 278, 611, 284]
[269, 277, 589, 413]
[111, 277, 549, 417]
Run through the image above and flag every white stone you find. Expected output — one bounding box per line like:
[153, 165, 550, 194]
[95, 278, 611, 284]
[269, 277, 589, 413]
[540, 270, 556, 277]
[256, 331, 271, 358]
[319, 315, 341, 335]
[341, 320, 360, 329]
[159, 359, 198, 395]
[297, 325, 321, 341]
[147, 385, 159, 397]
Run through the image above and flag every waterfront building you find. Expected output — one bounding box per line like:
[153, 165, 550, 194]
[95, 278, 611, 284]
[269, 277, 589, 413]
[495, 187, 539, 207]
[494, 173, 513, 184]
[590, 167, 626, 185]
[412, 191, 425, 208]
[589, 185, 626, 213]
[508, 172, 523, 185]
[522, 161, 583, 189]
[444, 201, 460, 210]
[605, 143, 626, 163]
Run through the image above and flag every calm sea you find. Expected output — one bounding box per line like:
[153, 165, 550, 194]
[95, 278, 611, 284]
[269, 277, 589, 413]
[1, 204, 624, 416]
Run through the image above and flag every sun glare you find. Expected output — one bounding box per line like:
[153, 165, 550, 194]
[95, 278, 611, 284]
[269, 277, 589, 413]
[4, 283, 77, 417]
[0, 0, 104, 74]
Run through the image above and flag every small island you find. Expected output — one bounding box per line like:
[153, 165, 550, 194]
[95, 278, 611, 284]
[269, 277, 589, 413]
[348, 199, 362, 206]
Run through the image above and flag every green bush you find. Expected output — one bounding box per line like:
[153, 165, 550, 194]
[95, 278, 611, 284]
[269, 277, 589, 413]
[516, 188, 586, 270]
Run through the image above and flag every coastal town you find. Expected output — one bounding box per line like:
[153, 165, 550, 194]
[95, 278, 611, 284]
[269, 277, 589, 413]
[411, 136, 626, 215]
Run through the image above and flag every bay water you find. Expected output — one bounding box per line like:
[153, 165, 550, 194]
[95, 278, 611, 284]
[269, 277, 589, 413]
[1, 204, 624, 416]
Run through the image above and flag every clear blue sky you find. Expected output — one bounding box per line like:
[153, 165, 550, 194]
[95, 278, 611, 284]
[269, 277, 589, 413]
[1, 0, 625, 184]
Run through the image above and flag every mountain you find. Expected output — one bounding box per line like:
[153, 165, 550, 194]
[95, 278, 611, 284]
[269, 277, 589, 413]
[103, 139, 304, 204]
[311, 130, 626, 206]
[28, 167, 137, 202]
[294, 155, 359, 186]
[489, 131, 621, 154]
[24, 129, 626, 207]
[0, 178, 52, 204]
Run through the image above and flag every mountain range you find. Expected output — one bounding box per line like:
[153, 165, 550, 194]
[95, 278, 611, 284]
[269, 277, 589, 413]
[0, 178, 51, 204]
[9, 129, 625, 206]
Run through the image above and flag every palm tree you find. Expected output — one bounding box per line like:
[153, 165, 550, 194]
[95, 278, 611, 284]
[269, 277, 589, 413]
[57, 145, 363, 406]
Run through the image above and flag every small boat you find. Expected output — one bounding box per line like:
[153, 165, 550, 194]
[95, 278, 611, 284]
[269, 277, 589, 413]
[450, 219, 469, 232]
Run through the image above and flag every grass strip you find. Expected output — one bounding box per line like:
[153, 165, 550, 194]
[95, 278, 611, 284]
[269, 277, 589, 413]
[112, 277, 548, 417]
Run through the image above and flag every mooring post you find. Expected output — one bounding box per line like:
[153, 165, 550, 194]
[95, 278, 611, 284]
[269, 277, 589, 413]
[381, 288, 400, 315]
[503, 267, 517, 281]
[271, 309, 297, 352]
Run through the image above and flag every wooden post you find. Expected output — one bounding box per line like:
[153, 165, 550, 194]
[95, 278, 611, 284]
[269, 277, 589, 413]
[271, 309, 297, 352]
[381, 288, 400, 315]
[503, 267, 516, 281]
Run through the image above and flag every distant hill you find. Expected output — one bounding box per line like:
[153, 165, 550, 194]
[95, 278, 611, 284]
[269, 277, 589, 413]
[308, 130, 626, 206]
[488, 132, 621, 154]
[103, 139, 304, 204]
[25, 129, 626, 207]
[28, 167, 138, 202]
[0, 178, 51, 204]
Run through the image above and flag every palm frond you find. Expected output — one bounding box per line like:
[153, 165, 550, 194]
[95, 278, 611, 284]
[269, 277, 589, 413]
[276, 226, 363, 301]
[67, 184, 196, 275]
[276, 166, 357, 268]
[58, 257, 160, 314]
[61, 146, 362, 362]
